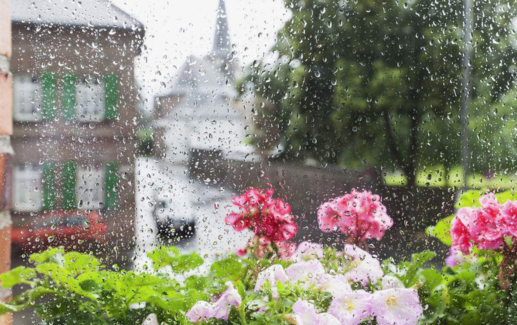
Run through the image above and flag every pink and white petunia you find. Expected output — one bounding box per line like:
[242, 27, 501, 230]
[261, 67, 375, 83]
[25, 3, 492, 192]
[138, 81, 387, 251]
[290, 241, 324, 262]
[186, 282, 242, 322]
[186, 301, 213, 323]
[381, 275, 404, 290]
[254, 264, 289, 299]
[328, 289, 372, 325]
[291, 299, 341, 325]
[211, 282, 242, 321]
[343, 244, 384, 286]
[371, 288, 423, 325]
[313, 273, 352, 297]
[286, 259, 326, 284]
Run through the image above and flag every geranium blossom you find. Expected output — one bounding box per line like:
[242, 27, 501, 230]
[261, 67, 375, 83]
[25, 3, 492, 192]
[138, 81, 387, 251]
[255, 264, 289, 299]
[225, 188, 298, 249]
[328, 289, 372, 325]
[318, 190, 393, 243]
[289, 299, 341, 325]
[452, 193, 505, 254]
[286, 259, 326, 283]
[499, 199, 517, 237]
[186, 282, 242, 322]
[343, 244, 384, 286]
[371, 288, 423, 325]
[290, 241, 324, 262]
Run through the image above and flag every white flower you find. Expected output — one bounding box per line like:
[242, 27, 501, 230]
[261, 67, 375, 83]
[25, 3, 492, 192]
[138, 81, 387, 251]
[344, 244, 384, 286]
[328, 289, 372, 325]
[313, 273, 352, 297]
[254, 264, 289, 299]
[290, 241, 324, 262]
[286, 259, 326, 283]
[381, 275, 404, 289]
[371, 288, 423, 325]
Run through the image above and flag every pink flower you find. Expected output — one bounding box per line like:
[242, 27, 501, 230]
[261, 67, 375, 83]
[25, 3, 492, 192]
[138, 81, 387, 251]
[276, 241, 297, 260]
[225, 188, 298, 249]
[343, 244, 384, 286]
[255, 264, 289, 299]
[186, 301, 213, 322]
[186, 282, 242, 322]
[211, 282, 242, 321]
[499, 200, 517, 237]
[328, 290, 372, 325]
[291, 299, 341, 325]
[450, 217, 472, 255]
[445, 247, 464, 267]
[318, 190, 393, 243]
[286, 259, 326, 284]
[290, 241, 324, 262]
[371, 288, 423, 325]
[452, 193, 504, 253]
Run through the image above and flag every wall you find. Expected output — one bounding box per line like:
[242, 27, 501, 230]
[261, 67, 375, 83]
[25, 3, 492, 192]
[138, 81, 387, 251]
[0, 0, 13, 323]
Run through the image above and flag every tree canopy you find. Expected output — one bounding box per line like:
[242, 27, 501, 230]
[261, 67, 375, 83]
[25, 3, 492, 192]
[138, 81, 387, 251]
[238, 0, 517, 187]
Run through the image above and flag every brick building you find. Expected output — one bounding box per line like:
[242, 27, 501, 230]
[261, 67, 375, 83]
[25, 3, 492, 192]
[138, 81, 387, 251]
[9, 0, 144, 250]
[0, 0, 13, 323]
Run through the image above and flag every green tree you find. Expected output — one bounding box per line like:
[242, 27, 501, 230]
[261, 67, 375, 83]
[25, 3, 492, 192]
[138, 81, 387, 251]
[238, 0, 517, 187]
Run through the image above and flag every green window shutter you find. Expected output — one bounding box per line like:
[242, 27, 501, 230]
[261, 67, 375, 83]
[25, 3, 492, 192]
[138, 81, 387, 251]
[42, 162, 57, 210]
[62, 74, 77, 120]
[104, 162, 118, 209]
[62, 161, 77, 210]
[104, 74, 119, 120]
[41, 72, 57, 120]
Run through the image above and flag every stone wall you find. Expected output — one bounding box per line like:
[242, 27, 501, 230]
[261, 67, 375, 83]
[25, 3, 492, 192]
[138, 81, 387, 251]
[0, 0, 12, 323]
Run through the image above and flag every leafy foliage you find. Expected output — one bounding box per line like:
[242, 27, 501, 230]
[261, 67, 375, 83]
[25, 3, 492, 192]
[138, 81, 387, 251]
[238, 0, 517, 185]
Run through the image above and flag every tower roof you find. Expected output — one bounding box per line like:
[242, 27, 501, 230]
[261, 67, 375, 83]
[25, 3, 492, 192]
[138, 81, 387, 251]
[212, 0, 231, 58]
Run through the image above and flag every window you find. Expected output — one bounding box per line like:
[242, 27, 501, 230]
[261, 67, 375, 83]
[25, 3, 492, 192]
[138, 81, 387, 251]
[13, 75, 42, 122]
[13, 163, 42, 212]
[76, 166, 104, 210]
[76, 78, 105, 122]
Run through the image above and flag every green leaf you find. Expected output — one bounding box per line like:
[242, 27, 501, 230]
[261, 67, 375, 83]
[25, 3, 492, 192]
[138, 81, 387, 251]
[30, 247, 65, 265]
[495, 190, 515, 204]
[64, 252, 101, 275]
[455, 190, 483, 209]
[399, 251, 436, 287]
[147, 246, 181, 269]
[210, 257, 245, 281]
[426, 215, 454, 246]
[0, 266, 36, 288]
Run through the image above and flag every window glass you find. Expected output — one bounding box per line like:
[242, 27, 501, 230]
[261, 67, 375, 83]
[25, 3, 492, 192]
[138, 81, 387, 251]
[76, 78, 105, 122]
[76, 166, 104, 210]
[6, 0, 517, 324]
[13, 163, 42, 212]
[13, 75, 42, 122]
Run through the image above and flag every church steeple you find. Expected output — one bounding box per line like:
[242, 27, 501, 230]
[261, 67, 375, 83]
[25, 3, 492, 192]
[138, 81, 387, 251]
[212, 0, 231, 58]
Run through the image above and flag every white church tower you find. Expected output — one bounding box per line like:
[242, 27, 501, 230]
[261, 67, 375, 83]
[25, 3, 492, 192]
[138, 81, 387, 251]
[148, 0, 254, 259]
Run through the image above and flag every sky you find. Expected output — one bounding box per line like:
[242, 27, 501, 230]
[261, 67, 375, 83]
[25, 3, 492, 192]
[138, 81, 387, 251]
[111, 0, 291, 113]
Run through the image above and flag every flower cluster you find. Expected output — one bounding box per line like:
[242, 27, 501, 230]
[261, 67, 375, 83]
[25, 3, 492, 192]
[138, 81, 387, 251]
[451, 193, 517, 254]
[317, 189, 393, 244]
[252, 243, 422, 325]
[226, 188, 298, 257]
[187, 282, 242, 322]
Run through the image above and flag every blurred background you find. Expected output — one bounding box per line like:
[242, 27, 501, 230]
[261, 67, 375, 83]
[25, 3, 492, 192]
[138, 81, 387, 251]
[2, 0, 517, 323]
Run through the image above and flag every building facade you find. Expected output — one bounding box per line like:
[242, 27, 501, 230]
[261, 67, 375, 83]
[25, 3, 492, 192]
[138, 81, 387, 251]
[0, 0, 13, 323]
[10, 0, 144, 248]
